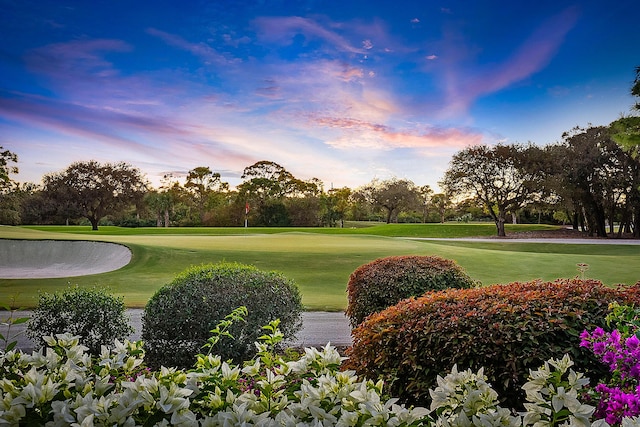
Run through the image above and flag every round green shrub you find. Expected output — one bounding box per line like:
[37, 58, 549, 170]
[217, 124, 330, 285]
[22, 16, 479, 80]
[142, 262, 303, 368]
[26, 286, 133, 355]
[345, 255, 475, 327]
[345, 279, 640, 410]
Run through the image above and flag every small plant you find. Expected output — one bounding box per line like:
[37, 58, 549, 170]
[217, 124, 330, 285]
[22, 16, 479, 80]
[142, 261, 303, 368]
[581, 306, 640, 425]
[346, 255, 476, 327]
[26, 285, 133, 355]
[0, 295, 29, 352]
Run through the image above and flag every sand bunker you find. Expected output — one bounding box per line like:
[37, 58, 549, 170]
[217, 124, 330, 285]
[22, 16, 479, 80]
[0, 240, 132, 278]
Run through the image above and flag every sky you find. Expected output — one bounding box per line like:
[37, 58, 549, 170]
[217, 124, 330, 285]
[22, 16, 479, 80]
[1, 0, 639, 192]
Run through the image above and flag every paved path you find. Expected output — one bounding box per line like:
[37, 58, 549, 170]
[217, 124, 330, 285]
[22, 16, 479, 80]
[408, 237, 640, 245]
[1, 310, 353, 353]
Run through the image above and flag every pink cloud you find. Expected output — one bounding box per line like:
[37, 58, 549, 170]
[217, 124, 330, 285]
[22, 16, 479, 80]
[310, 116, 481, 149]
[439, 6, 579, 116]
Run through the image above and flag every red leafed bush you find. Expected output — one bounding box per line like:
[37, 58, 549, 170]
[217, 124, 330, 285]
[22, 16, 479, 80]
[345, 255, 475, 327]
[344, 279, 640, 410]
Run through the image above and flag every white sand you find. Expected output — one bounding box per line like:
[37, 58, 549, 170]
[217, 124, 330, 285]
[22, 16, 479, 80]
[0, 240, 132, 278]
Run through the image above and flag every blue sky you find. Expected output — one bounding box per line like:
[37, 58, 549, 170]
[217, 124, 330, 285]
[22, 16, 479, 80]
[1, 0, 638, 191]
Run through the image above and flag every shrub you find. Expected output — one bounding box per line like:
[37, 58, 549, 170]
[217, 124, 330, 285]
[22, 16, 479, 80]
[142, 261, 303, 368]
[345, 255, 476, 327]
[345, 279, 640, 410]
[26, 285, 133, 355]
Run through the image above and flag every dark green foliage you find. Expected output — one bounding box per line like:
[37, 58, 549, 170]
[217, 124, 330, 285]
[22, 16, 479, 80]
[345, 255, 475, 327]
[142, 262, 303, 368]
[26, 286, 133, 355]
[345, 279, 640, 410]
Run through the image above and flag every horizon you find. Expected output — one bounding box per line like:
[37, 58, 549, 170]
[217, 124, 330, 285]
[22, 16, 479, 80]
[1, 1, 638, 191]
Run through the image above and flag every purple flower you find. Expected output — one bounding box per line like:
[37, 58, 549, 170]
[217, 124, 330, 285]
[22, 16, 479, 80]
[626, 335, 640, 351]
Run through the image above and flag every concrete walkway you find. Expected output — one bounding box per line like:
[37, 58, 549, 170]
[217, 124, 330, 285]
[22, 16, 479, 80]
[1, 310, 353, 353]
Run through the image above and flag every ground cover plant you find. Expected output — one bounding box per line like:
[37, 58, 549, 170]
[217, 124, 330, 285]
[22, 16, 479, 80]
[1, 224, 640, 310]
[346, 255, 475, 326]
[142, 262, 303, 368]
[345, 278, 640, 410]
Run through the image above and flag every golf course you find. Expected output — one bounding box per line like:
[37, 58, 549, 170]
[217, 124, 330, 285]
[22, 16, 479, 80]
[1, 223, 639, 311]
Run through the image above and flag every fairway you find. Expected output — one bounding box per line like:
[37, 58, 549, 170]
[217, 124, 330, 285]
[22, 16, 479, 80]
[1, 225, 639, 311]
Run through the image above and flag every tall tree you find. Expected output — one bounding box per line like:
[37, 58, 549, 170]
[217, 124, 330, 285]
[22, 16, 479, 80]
[184, 166, 226, 224]
[0, 147, 18, 193]
[441, 144, 545, 236]
[359, 178, 420, 224]
[236, 161, 295, 226]
[43, 161, 147, 230]
[556, 126, 632, 237]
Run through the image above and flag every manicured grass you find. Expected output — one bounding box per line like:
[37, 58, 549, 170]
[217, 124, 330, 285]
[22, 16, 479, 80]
[2, 224, 638, 311]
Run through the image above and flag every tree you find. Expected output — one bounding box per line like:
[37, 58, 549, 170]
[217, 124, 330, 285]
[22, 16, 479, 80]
[184, 166, 227, 225]
[418, 185, 434, 223]
[430, 193, 451, 223]
[0, 147, 18, 192]
[236, 161, 296, 226]
[358, 178, 420, 224]
[43, 161, 148, 230]
[441, 144, 545, 236]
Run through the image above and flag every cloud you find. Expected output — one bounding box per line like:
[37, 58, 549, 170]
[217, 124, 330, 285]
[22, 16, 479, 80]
[438, 6, 579, 116]
[252, 16, 365, 54]
[309, 116, 481, 150]
[146, 28, 235, 65]
[25, 39, 132, 79]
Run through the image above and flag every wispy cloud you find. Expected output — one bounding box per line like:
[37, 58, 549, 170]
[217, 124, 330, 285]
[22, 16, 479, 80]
[25, 39, 132, 79]
[310, 116, 481, 149]
[146, 28, 236, 65]
[252, 16, 366, 54]
[437, 6, 579, 116]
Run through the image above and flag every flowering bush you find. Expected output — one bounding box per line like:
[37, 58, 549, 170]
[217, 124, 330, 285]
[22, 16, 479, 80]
[0, 324, 429, 425]
[6, 308, 640, 426]
[581, 304, 640, 425]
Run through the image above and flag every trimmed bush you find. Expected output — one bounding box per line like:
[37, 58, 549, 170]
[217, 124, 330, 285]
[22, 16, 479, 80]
[26, 286, 133, 355]
[142, 261, 303, 368]
[345, 279, 640, 410]
[345, 255, 475, 327]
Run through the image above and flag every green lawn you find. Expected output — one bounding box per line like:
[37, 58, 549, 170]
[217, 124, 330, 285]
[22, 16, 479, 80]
[2, 224, 639, 311]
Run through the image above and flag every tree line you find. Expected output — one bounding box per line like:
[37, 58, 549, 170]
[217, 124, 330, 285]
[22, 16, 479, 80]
[1, 68, 638, 237]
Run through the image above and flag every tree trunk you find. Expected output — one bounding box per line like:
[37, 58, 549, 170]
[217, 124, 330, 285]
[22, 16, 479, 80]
[89, 216, 99, 231]
[164, 209, 170, 227]
[495, 209, 507, 237]
[385, 208, 393, 224]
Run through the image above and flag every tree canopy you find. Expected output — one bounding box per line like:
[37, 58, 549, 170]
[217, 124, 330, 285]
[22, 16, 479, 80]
[43, 161, 148, 230]
[441, 144, 546, 236]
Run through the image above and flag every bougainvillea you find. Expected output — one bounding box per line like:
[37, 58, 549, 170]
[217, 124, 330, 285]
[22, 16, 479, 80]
[346, 279, 640, 410]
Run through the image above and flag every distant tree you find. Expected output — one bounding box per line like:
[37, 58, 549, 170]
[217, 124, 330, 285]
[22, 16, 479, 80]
[184, 166, 228, 224]
[321, 187, 351, 227]
[430, 193, 451, 223]
[557, 126, 639, 237]
[43, 161, 148, 230]
[358, 178, 420, 224]
[0, 147, 18, 192]
[441, 144, 545, 236]
[418, 185, 434, 223]
[237, 161, 296, 226]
